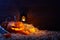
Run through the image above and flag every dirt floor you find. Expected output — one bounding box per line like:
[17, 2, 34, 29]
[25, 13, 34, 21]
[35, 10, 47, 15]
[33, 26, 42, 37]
[0, 30, 60, 40]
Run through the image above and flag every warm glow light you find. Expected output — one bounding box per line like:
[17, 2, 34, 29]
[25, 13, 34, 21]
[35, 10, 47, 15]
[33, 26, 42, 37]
[8, 21, 39, 35]
[11, 28, 24, 31]
[11, 28, 15, 30]
[29, 28, 35, 33]
[8, 22, 15, 27]
[22, 16, 26, 21]
[24, 31, 30, 35]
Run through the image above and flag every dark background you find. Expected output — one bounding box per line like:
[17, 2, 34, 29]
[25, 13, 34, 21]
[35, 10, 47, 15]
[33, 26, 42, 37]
[0, 0, 59, 31]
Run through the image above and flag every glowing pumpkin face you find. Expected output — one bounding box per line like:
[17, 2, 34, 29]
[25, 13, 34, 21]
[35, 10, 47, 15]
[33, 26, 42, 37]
[7, 21, 38, 35]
